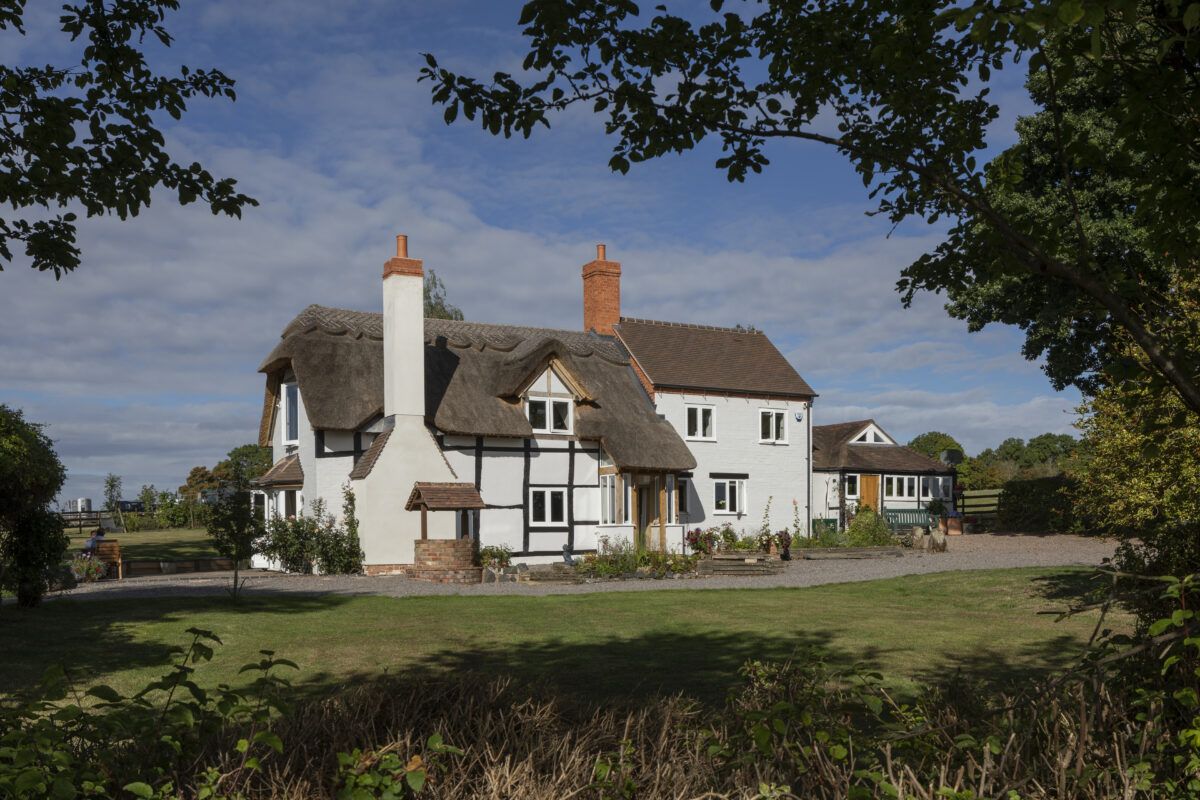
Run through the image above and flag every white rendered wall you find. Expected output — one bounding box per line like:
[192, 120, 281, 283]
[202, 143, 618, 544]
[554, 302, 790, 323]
[355, 416, 457, 566]
[654, 392, 811, 536]
[812, 471, 842, 521]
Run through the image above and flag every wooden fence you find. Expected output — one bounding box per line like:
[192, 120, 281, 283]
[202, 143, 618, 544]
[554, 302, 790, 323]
[59, 510, 104, 533]
[960, 489, 1001, 523]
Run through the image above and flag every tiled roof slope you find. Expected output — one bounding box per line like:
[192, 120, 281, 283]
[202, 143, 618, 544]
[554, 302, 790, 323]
[254, 454, 304, 487]
[405, 482, 487, 511]
[347, 428, 390, 480]
[812, 420, 953, 473]
[259, 306, 695, 473]
[613, 318, 815, 398]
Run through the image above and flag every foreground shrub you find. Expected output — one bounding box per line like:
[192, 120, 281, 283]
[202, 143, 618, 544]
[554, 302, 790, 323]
[846, 508, 894, 546]
[261, 490, 362, 575]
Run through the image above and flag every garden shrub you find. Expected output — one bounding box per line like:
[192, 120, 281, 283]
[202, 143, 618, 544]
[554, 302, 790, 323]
[477, 543, 513, 567]
[261, 491, 363, 575]
[846, 508, 893, 546]
[997, 474, 1076, 532]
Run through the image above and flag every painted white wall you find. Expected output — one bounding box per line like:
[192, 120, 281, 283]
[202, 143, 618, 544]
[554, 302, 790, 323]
[812, 471, 842, 521]
[383, 270, 425, 419]
[355, 415, 457, 566]
[654, 392, 811, 536]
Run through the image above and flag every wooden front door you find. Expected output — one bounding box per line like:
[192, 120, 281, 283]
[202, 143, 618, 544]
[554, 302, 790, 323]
[859, 475, 880, 511]
[637, 476, 665, 551]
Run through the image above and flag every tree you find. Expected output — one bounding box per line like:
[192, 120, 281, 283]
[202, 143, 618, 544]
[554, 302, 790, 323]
[179, 465, 218, 500]
[205, 458, 263, 600]
[0, 405, 68, 607]
[906, 431, 964, 462]
[424, 268, 464, 320]
[103, 472, 125, 533]
[420, 0, 1200, 416]
[137, 483, 157, 512]
[0, 0, 256, 279]
[212, 444, 273, 484]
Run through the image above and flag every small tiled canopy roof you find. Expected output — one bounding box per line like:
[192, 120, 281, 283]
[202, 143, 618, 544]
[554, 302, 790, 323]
[813, 420, 954, 474]
[614, 317, 815, 398]
[253, 454, 304, 487]
[405, 482, 486, 511]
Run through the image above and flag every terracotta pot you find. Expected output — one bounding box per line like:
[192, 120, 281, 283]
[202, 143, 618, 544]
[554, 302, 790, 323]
[937, 517, 948, 535]
[946, 517, 964, 535]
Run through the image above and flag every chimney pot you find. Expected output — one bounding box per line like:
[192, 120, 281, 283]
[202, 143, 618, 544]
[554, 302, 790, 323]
[396, 234, 408, 258]
[597, 243, 606, 260]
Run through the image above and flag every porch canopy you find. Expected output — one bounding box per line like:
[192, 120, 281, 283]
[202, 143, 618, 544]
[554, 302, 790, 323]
[405, 482, 486, 540]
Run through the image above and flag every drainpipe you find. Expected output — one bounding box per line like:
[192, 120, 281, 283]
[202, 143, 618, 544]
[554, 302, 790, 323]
[806, 399, 813, 538]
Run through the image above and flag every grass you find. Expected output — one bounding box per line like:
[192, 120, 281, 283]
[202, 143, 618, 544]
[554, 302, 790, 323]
[0, 566, 1124, 707]
[66, 527, 218, 560]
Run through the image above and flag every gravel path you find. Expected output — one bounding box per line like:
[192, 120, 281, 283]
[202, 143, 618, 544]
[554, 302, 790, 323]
[43, 533, 1116, 602]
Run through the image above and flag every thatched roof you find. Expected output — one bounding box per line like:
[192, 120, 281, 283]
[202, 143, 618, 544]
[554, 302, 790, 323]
[614, 317, 815, 398]
[260, 305, 695, 472]
[813, 420, 952, 474]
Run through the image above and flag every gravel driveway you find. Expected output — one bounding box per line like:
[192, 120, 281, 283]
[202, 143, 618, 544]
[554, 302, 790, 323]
[44, 533, 1116, 602]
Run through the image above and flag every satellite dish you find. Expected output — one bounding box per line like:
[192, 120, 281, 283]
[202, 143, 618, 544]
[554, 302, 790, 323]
[940, 449, 964, 466]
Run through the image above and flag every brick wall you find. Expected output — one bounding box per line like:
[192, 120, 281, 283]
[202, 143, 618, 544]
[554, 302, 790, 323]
[582, 251, 621, 336]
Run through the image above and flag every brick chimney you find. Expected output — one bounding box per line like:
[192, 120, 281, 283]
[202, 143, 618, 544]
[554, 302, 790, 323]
[382, 234, 425, 420]
[582, 243, 621, 336]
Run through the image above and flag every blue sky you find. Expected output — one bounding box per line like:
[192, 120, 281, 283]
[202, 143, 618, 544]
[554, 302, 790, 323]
[0, 1, 1082, 505]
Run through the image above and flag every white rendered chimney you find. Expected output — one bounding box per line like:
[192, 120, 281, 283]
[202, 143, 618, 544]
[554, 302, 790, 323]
[382, 234, 425, 420]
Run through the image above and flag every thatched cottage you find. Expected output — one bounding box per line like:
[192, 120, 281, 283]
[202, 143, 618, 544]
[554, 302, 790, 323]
[252, 236, 817, 574]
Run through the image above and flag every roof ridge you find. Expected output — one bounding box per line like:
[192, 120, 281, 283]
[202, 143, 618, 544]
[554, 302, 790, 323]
[618, 317, 765, 334]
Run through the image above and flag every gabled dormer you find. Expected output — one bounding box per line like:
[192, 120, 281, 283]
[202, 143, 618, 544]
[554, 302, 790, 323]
[521, 362, 582, 436]
[849, 422, 894, 445]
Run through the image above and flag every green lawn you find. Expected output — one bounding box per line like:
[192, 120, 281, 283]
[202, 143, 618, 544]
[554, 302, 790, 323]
[0, 567, 1122, 706]
[67, 527, 218, 560]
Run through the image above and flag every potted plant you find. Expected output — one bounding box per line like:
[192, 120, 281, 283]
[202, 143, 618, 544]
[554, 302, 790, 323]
[926, 498, 947, 534]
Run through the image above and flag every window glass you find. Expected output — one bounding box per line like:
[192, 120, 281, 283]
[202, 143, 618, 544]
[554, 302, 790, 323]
[774, 412, 785, 441]
[729, 481, 739, 512]
[531, 490, 546, 522]
[623, 479, 631, 524]
[285, 383, 299, 442]
[528, 399, 547, 431]
[678, 478, 689, 515]
[845, 474, 858, 497]
[921, 477, 931, 498]
[550, 490, 564, 522]
[552, 400, 571, 432]
[885, 477, 895, 497]
[666, 476, 675, 524]
[702, 408, 713, 438]
[761, 412, 772, 441]
[715, 481, 727, 511]
[687, 407, 698, 437]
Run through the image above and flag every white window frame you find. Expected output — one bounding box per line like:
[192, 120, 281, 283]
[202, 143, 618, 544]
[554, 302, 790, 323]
[884, 475, 918, 500]
[599, 474, 618, 525]
[844, 474, 859, 499]
[666, 475, 676, 524]
[526, 397, 573, 434]
[283, 382, 299, 446]
[685, 404, 716, 441]
[759, 409, 787, 444]
[921, 476, 952, 499]
[529, 487, 566, 525]
[714, 479, 746, 515]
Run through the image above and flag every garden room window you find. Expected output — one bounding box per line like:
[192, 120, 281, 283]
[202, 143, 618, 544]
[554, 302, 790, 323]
[884, 476, 918, 499]
[530, 488, 566, 525]
[759, 410, 786, 443]
[527, 398, 572, 434]
[714, 479, 745, 514]
[686, 405, 715, 440]
[921, 476, 953, 499]
[600, 475, 618, 525]
[844, 474, 859, 498]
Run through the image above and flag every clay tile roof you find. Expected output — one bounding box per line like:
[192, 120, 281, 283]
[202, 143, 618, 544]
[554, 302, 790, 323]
[405, 482, 486, 511]
[348, 428, 390, 480]
[254, 454, 304, 487]
[614, 318, 815, 398]
[812, 420, 953, 473]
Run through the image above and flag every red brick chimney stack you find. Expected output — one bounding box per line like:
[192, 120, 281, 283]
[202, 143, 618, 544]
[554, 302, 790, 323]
[582, 243, 621, 336]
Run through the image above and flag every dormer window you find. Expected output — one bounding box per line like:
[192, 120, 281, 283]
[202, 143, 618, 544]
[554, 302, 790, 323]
[527, 397, 572, 434]
[854, 430, 885, 443]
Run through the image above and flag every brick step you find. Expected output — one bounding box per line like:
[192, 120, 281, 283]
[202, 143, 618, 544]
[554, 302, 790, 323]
[798, 547, 904, 560]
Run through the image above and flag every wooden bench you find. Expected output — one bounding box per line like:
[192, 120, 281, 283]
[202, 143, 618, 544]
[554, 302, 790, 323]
[882, 509, 932, 536]
[93, 539, 123, 579]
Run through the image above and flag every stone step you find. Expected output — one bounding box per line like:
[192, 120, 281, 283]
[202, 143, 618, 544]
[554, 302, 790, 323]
[798, 547, 904, 560]
[698, 559, 786, 576]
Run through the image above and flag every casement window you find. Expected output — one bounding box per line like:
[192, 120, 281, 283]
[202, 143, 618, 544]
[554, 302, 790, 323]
[920, 476, 953, 499]
[666, 475, 676, 524]
[530, 488, 566, 525]
[714, 479, 745, 514]
[844, 474, 859, 498]
[759, 410, 786, 443]
[527, 398, 572, 434]
[284, 382, 299, 445]
[686, 405, 715, 440]
[600, 474, 618, 525]
[884, 476, 918, 499]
